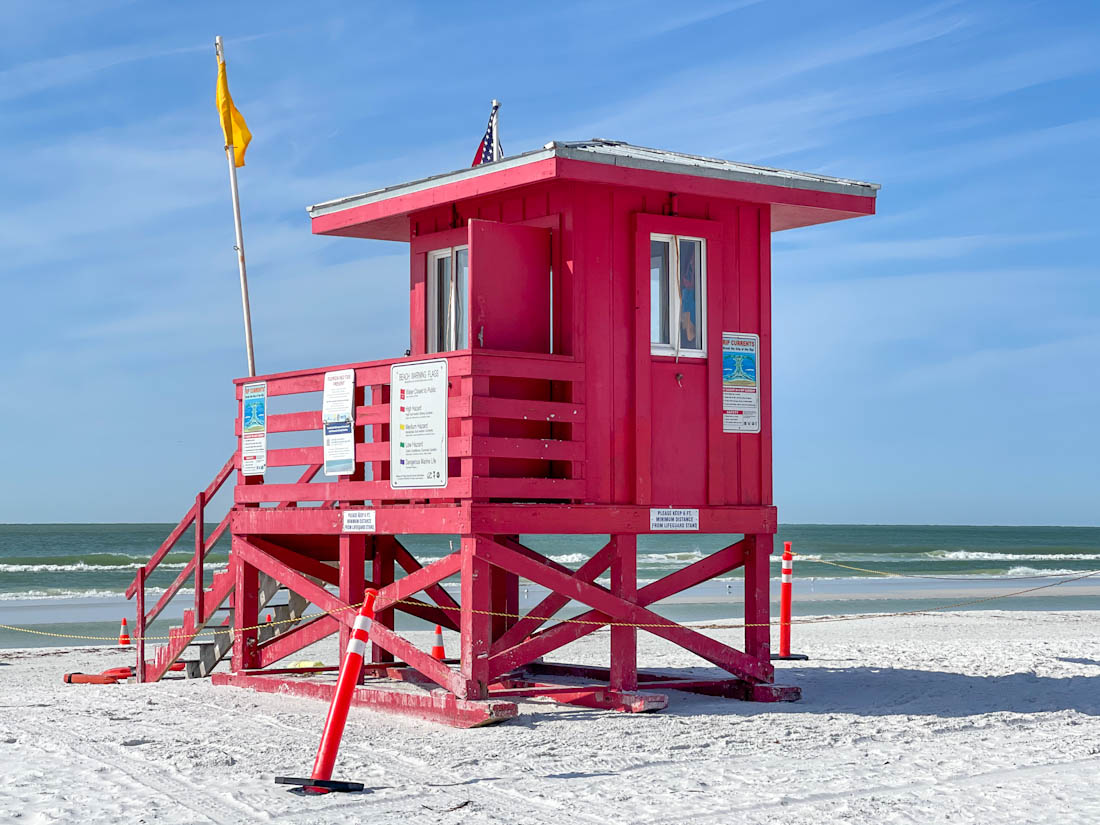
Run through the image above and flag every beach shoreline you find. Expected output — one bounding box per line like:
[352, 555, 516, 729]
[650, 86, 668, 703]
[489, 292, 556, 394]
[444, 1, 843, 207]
[2, 609, 1098, 824]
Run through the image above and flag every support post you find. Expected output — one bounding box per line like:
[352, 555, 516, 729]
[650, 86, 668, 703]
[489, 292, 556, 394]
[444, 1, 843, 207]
[460, 536, 491, 698]
[610, 534, 638, 691]
[490, 535, 519, 641]
[232, 539, 260, 671]
[135, 566, 146, 683]
[338, 534, 366, 670]
[194, 491, 205, 622]
[371, 538, 395, 664]
[744, 534, 772, 665]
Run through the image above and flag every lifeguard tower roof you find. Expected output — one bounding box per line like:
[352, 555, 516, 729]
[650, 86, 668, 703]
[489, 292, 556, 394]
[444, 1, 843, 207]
[307, 139, 880, 241]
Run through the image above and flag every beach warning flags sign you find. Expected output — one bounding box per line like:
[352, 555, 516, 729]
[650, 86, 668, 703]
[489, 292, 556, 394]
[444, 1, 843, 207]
[216, 56, 251, 167]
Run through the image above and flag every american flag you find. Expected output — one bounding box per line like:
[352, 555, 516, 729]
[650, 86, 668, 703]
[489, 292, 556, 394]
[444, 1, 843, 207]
[471, 100, 503, 166]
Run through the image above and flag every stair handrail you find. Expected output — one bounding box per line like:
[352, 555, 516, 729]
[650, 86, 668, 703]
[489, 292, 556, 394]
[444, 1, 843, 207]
[126, 454, 235, 635]
[125, 453, 235, 600]
[127, 452, 235, 684]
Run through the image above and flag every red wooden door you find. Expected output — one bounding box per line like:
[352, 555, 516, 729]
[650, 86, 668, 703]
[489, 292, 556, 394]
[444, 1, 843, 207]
[467, 219, 551, 353]
[468, 219, 555, 481]
[634, 214, 726, 507]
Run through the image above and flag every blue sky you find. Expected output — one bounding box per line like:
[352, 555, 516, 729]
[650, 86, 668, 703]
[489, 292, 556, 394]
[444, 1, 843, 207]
[1, 1, 1097, 525]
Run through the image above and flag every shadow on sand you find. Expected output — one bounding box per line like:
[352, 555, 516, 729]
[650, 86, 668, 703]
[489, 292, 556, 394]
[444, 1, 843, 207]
[510, 664, 1100, 723]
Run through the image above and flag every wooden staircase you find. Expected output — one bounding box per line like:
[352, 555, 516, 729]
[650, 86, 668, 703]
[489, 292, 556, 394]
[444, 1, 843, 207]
[128, 454, 320, 683]
[144, 572, 310, 682]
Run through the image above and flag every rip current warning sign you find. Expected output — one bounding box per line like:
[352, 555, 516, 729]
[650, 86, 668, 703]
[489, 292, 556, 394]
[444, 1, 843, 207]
[722, 332, 760, 434]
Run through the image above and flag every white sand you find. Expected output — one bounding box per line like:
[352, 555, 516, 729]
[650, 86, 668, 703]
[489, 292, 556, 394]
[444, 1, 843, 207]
[2, 610, 1099, 825]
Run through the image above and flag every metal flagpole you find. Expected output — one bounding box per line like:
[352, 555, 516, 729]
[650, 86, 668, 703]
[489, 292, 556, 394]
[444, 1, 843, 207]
[491, 99, 502, 159]
[215, 35, 256, 378]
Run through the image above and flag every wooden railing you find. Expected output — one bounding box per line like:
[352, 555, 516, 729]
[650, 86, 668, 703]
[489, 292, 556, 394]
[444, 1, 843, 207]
[233, 349, 586, 507]
[125, 453, 236, 677]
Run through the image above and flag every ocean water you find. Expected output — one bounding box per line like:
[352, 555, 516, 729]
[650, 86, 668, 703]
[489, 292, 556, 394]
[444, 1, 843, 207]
[1, 523, 1097, 648]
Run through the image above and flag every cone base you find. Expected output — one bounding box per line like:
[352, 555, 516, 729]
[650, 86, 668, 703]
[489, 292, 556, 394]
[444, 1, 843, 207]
[274, 777, 366, 794]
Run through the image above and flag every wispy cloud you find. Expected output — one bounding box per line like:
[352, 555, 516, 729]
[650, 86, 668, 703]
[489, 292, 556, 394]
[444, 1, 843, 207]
[774, 230, 1081, 271]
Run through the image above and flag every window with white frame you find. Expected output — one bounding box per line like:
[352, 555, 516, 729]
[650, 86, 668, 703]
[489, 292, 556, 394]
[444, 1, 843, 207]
[426, 246, 469, 352]
[650, 235, 705, 356]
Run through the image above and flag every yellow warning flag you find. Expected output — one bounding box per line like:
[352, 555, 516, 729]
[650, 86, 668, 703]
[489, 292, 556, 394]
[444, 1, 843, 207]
[216, 59, 251, 167]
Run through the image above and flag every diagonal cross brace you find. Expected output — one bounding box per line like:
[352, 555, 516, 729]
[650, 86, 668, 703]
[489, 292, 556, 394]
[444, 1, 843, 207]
[391, 537, 462, 630]
[375, 549, 461, 618]
[238, 538, 463, 694]
[484, 538, 766, 682]
[235, 538, 352, 629]
[491, 539, 748, 675]
[490, 538, 615, 655]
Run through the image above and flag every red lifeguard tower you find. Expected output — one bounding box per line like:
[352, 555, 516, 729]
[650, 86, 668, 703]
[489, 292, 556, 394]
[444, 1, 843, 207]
[127, 139, 878, 726]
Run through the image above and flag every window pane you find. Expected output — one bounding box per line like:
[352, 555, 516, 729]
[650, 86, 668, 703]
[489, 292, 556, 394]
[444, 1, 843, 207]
[678, 239, 702, 350]
[435, 255, 450, 352]
[454, 247, 468, 349]
[650, 240, 670, 345]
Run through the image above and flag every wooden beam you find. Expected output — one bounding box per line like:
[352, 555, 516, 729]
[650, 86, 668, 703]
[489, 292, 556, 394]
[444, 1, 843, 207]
[275, 464, 322, 509]
[460, 536, 491, 698]
[257, 615, 339, 669]
[374, 551, 461, 613]
[247, 537, 340, 586]
[126, 502, 196, 598]
[468, 504, 776, 535]
[363, 622, 464, 695]
[235, 478, 473, 505]
[211, 672, 516, 728]
[744, 534, 771, 663]
[391, 537, 461, 631]
[610, 534, 637, 692]
[234, 538, 352, 628]
[489, 538, 615, 654]
[479, 538, 771, 683]
[472, 395, 584, 423]
[637, 539, 746, 603]
[339, 535, 366, 664]
[232, 543, 259, 671]
[490, 539, 748, 676]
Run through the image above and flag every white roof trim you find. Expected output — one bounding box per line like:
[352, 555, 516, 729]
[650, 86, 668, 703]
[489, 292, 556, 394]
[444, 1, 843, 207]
[307, 139, 880, 219]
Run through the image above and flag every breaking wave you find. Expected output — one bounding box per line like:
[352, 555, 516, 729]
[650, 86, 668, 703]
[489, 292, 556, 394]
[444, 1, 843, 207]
[929, 551, 1100, 562]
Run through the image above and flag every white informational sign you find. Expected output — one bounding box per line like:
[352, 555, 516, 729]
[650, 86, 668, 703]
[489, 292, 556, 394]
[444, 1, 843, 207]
[322, 369, 356, 477]
[722, 332, 761, 434]
[240, 381, 267, 476]
[650, 508, 700, 531]
[389, 359, 449, 489]
[342, 509, 376, 533]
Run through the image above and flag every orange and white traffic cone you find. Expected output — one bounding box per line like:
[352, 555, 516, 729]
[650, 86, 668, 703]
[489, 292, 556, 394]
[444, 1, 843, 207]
[430, 625, 446, 660]
[275, 590, 378, 794]
[775, 542, 809, 661]
[118, 618, 131, 646]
